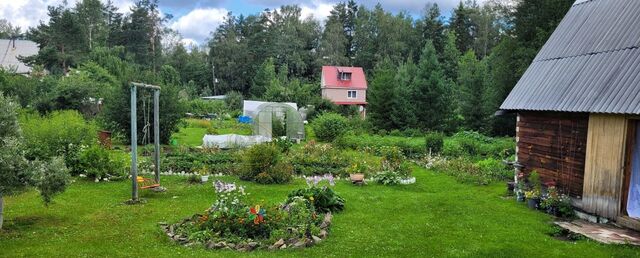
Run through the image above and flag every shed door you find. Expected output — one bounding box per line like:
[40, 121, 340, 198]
[627, 121, 640, 219]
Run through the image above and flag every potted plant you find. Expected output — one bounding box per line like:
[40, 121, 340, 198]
[199, 166, 210, 183]
[525, 190, 540, 209]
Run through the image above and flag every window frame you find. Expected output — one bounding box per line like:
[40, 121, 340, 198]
[347, 90, 357, 99]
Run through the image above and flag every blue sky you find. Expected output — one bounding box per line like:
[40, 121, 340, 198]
[1, 0, 475, 45]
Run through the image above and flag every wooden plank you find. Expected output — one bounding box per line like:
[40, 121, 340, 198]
[555, 220, 640, 245]
[517, 112, 588, 198]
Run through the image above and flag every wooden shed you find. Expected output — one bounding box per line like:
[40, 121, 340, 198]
[499, 0, 640, 230]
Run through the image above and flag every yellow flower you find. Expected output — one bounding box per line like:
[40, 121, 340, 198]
[309, 196, 314, 201]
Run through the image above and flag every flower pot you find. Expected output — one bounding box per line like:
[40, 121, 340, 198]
[201, 175, 210, 183]
[527, 198, 539, 209]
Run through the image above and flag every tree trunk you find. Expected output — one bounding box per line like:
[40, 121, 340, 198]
[0, 195, 4, 230]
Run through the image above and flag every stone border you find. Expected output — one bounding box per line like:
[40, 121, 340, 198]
[160, 212, 333, 252]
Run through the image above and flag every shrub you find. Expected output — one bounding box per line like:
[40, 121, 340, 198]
[186, 99, 227, 116]
[240, 144, 291, 184]
[73, 146, 129, 180]
[424, 132, 444, 154]
[403, 128, 423, 137]
[163, 148, 237, 174]
[312, 112, 349, 142]
[389, 129, 403, 136]
[33, 157, 71, 204]
[335, 134, 425, 157]
[224, 91, 244, 112]
[289, 141, 351, 177]
[372, 171, 401, 185]
[102, 82, 185, 144]
[433, 157, 511, 185]
[286, 186, 345, 213]
[20, 110, 98, 161]
[442, 131, 515, 159]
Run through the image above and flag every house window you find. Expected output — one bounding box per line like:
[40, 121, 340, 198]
[348, 90, 357, 99]
[339, 72, 352, 81]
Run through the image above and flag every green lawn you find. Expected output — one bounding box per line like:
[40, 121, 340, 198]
[1, 167, 638, 257]
[171, 119, 253, 147]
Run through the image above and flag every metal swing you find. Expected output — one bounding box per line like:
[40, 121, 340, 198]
[129, 82, 163, 203]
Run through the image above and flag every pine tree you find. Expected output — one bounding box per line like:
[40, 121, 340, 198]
[417, 4, 445, 55]
[367, 58, 397, 130]
[392, 59, 418, 129]
[458, 50, 487, 131]
[450, 2, 475, 54]
[251, 58, 277, 98]
[318, 21, 349, 66]
[412, 41, 450, 131]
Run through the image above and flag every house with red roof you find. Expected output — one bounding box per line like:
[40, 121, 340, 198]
[320, 66, 367, 117]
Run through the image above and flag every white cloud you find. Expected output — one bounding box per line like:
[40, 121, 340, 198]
[0, 0, 133, 33]
[170, 7, 228, 45]
[299, 1, 333, 22]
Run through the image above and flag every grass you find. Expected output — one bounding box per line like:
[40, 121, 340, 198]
[2, 167, 639, 257]
[171, 119, 253, 147]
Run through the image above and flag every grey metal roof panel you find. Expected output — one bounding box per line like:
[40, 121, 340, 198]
[0, 39, 38, 74]
[501, 0, 640, 114]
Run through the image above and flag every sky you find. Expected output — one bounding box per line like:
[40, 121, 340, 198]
[0, 0, 476, 46]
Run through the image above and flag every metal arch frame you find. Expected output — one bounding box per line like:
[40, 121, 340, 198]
[130, 82, 161, 202]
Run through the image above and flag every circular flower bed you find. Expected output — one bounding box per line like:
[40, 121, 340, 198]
[160, 180, 343, 251]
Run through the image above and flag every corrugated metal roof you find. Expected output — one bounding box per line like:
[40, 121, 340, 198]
[500, 0, 640, 114]
[0, 39, 38, 74]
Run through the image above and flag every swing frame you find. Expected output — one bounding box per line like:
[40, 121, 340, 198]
[130, 82, 161, 202]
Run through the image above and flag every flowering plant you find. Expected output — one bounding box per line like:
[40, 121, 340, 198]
[303, 174, 335, 187]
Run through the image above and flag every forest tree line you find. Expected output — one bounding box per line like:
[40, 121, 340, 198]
[0, 0, 574, 137]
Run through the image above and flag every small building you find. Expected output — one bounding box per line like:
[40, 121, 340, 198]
[0, 39, 38, 74]
[499, 0, 640, 230]
[321, 66, 367, 117]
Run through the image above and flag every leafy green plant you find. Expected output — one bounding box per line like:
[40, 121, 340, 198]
[312, 112, 349, 142]
[286, 186, 345, 213]
[424, 132, 444, 154]
[72, 146, 129, 180]
[239, 144, 292, 184]
[19, 110, 98, 161]
[372, 171, 402, 185]
[289, 141, 351, 177]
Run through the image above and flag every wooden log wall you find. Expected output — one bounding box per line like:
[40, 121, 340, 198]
[517, 112, 589, 197]
[582, 114, 629, 219]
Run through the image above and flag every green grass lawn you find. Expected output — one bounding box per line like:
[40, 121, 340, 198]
[171, 119, 253, 147]
[1, 167, 638, 257]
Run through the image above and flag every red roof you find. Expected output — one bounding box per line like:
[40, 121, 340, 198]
[321, 66, 367, 89]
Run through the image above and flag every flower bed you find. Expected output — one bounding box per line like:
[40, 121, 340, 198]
[161, 180, 343, 251]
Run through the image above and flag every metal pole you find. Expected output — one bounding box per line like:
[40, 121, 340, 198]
[153, 89, 160, 183]
[130, 84, 138, 201]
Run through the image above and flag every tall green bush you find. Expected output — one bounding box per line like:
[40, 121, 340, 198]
[424, 132, 445, 154]
[240, 144, 292, 184]
[312, 112, 349, 142]
[20, 110, 98, 161]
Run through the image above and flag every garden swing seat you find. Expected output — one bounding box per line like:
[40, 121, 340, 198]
[137, 176, 160, 189]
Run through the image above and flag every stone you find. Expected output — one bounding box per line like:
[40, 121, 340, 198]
[247, 242, 258, 250]
[273, 239, 285, 247]
[312, 235, 322, 243]
[227, 243, 236, 249]
[293, 240, 306, 248]
[319, 229, 328, 239]
[279, 244, 287, 249]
